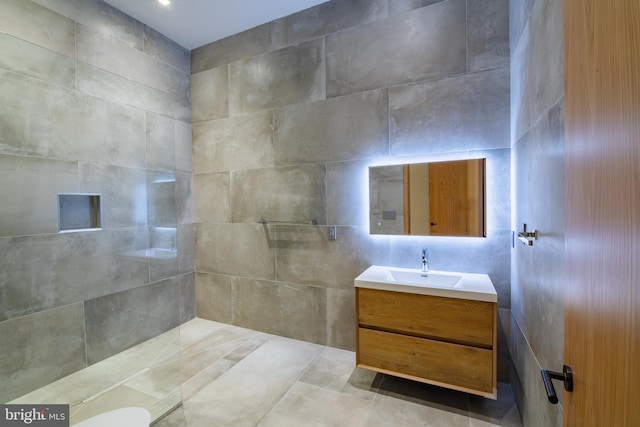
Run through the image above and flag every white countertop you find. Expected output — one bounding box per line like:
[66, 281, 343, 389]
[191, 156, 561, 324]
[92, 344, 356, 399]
[354, 265, 497, 303]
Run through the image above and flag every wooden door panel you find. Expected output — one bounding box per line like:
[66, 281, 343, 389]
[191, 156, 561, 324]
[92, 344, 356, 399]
[564, 0, 640, 425]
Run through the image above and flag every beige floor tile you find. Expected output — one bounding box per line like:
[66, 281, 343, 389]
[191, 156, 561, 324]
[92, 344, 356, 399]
[181, 358, 236, 401]
[179, 318, 228, 347]
[299, 347, 380, 400]
[14, 318, 523, 427]
[257, 382, 371, 427]
[125, 355, 181, 399]
[365, 394, 471, 427]
[184, 337, 324, 426]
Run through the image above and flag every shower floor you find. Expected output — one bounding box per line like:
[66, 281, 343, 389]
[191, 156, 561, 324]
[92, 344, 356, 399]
[12, 318, 523, 426]
[10, 323, 183, 425]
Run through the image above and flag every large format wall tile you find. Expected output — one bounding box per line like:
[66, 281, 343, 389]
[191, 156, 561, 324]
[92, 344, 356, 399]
[0, 303, 87, 402]
[84, 278, 180, 365]
[0, 33, 76, 89]
[193, 173, 230, 224]
[33, 0, 144, 50]
[512, 242, 564, 376]
[175, 172, 193, 225]
[387, 0, 447, 16]
[273, 89, 389, 165]
[474, 148, 512, 231]
[77, 62, 174, 118]
[195, 223, 275, 279]
[511, 0, 563, 141]
[467, 0, 510, 72]
[147, 171, 177, 227]
[326, 160, 370, 227]
[509, 0, 535, 57]
[179, 272, 196, 324]
[230, 164, 326, 224]
[192, 111, 273, 174]
[1, 0, 192, 401]
[177, 223, 195, 275]
[191, 66, 228, 123]
[0, 71, 146, 168]
[191, 23, 272, 74]
[78, 163, 148, 228]
[0, 155, 79, 237]
[275, 225, 389, 290]
[510, 317, 563, 427]
[143, 26, 190, 74]
[76, 24, 189, 96]
[513, 99, 565, 254]
[390, 67, 510, 156]
[326, 0, 466, 97]
[271, 0, 387, 50]
[174, 120, 193, 173]
[229, 38, 325, 115]
[195, 272, 233, 323]
[0, 0, 75, 57]
[326, 288, 356, 350]
[146, 112, 176, 171]
[232, 277, 327, 344]
[0, 228, 150, 321]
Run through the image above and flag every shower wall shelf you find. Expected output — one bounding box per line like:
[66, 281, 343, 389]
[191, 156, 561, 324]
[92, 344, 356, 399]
[58, 193, 102, 232]
[517, 224, 539, 246]
[258, 218, 318, 225]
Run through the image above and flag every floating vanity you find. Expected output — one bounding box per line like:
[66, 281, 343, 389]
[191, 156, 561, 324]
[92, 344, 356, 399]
[354, 265, 498, 399]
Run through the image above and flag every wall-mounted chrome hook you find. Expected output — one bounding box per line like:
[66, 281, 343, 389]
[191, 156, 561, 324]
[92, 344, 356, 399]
[517, 223, 539, 246]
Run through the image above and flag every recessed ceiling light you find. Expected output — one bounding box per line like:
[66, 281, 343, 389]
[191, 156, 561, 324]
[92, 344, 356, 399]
[158, 0, 170, 6]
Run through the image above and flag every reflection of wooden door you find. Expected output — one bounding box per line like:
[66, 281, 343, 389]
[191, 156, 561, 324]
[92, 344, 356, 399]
[428, 160, 485, 236]
[563, 0, 640, 425]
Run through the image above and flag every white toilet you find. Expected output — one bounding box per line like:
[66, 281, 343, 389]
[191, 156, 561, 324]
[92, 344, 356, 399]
[72, 407, 151, 427]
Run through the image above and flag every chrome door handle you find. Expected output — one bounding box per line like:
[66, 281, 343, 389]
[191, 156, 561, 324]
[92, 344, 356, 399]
[541, 365, 573, 404]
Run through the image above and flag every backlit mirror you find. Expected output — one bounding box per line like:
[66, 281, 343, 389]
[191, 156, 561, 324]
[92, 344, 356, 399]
[369, 159, 486, 237]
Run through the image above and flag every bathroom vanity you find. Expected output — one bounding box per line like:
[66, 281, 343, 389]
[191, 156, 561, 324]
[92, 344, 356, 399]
[354, 265, 497, 399]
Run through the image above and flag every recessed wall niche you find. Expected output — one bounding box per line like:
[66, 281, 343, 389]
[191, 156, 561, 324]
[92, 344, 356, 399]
[58, 193, 102, 232]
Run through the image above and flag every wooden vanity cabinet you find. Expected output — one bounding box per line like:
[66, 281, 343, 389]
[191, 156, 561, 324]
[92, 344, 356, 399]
[355, 287, 497, 399]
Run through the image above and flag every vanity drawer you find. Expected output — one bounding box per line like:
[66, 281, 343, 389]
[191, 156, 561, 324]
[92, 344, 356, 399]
[357, 328, 493, 393]
[357, 288, 494, 347]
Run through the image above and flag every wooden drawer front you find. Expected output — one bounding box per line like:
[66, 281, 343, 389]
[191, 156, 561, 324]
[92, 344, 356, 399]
[357, 288, 494, 347]
[357, 328, 493, 393]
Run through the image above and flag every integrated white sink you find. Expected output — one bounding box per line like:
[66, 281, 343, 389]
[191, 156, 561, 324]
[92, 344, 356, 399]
[355, 265, 497, 302]
[389, 270, 462, 287]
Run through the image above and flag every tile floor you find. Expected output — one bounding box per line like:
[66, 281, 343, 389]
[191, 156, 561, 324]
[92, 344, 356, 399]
[162, 319, 522, 427]
[13, 318, 523, 427]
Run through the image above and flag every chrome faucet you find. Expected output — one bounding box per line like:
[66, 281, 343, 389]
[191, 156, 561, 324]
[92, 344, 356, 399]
[421, 248, 429, 272]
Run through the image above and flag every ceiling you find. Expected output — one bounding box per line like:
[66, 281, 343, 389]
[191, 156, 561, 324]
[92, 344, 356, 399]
[102, 0, 330, 50]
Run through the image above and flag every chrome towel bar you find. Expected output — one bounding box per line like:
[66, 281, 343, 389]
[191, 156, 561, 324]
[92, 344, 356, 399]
[258, 218, 318, 225]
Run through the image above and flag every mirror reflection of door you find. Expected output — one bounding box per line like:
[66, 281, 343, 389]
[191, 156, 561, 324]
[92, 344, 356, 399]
[402, 159, 485, 236]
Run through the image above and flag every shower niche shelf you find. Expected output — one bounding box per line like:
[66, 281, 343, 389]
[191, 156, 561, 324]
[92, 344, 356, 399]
[58, 193, 102, 232]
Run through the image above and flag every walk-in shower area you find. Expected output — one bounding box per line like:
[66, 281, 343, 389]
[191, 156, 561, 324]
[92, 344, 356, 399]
[0, 0, 194, 423]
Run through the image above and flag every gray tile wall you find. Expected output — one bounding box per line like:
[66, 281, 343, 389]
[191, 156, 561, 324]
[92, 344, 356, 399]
[0, 0, 194, 402]
[510, 0, 565, 425]
[191, 0, 512, 382]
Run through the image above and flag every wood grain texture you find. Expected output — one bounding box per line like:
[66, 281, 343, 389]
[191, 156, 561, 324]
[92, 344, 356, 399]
[357, 288, 495, 347]
[428, 159, 485, 236]
[358, 328, 494, 393]
[564, 0, 640, 425]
